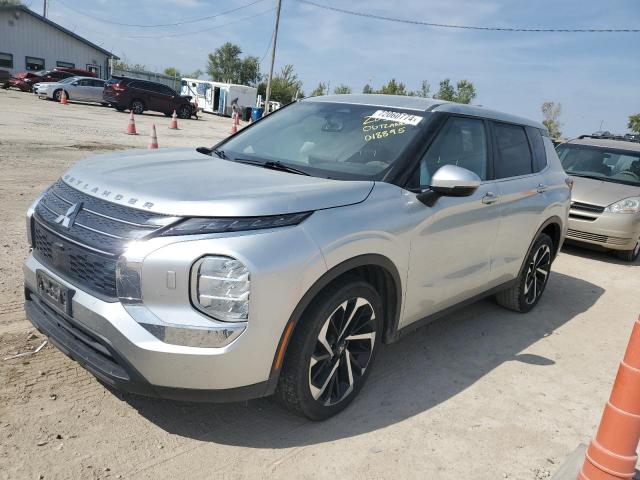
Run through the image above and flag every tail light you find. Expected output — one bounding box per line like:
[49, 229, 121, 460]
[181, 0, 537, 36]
[111, 83, 126, 92]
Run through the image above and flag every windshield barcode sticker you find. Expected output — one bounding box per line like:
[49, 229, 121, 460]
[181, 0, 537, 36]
[370, 110, 423, 126]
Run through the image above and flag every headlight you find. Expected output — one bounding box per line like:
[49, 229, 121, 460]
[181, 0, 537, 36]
[160, 212, 312, 236]
[191, 256, 250, 322]
[604, 197, 640, 214]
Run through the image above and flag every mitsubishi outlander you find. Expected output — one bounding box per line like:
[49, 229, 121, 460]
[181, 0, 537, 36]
[24, 95, 570, 419]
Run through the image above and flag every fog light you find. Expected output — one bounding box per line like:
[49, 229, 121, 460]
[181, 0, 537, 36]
[191, 256, 250, 322]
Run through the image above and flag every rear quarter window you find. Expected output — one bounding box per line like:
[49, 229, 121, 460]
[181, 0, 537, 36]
[526, 126, 547, 172]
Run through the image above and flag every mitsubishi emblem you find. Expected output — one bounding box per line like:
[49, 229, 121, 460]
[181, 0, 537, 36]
[55, 202, 83, 229]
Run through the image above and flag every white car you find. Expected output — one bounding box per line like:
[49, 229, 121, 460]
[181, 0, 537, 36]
[35, 76, 106, 103]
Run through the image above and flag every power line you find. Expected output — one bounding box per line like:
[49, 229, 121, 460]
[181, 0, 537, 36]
[297, 0, 640, 33]
[57, 0, 268, 28]
[121, 9, 275, 39]
[259, 30, 275, 65]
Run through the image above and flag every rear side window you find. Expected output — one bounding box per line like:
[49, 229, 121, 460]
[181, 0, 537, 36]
[526, 126, 547, 172]
[493, 123, 533, 178]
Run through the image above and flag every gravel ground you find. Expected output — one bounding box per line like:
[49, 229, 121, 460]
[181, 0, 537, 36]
[1, 88, 639, 480]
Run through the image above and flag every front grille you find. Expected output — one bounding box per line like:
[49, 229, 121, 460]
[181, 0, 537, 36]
[32, 179, 175, 299]
[570, 201, 605, 214]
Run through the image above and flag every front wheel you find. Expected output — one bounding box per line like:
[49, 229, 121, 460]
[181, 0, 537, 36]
[616, 240, 640, 262]
[495, 233, 553, 313]
[53, 89, 67, 101]
[276, 278, 382, 420]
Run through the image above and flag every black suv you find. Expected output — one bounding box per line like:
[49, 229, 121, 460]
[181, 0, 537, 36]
[103, 77, 194, 118]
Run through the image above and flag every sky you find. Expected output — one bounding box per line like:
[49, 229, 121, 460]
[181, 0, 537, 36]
[30, 0, 640, 137]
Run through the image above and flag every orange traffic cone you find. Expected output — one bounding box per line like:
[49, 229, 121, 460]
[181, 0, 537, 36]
[578, 315, 640, 480]
[169, 110, 179, 130]
[126, 111, 137, 135]
[148, 124, 158, 149]
[230, 115, 237, 134]
[234, 112, 240, 126]
[59, 90, 68, 105]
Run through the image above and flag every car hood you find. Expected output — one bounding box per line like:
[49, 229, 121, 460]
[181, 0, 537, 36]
[61, 148, 374, 216]
[570, 175, 640, 207]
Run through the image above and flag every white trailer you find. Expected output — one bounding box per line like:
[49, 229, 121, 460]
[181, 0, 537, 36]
[180, 78, 257, 117]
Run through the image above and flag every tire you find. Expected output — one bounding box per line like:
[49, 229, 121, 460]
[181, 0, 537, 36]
[53, 89, 67, 102]
[177, 104, 191, 119]
[495, 233, 554, 313]
[616, 240, 640, 262]
[130, 100, 145, 115]
[276, 278, 383, 420]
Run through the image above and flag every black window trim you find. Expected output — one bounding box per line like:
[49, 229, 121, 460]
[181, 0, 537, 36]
[0, 51, 13, 69]
[25, 55, 45, 71]
[490, 120, 537, 181]
[56, 60, 75, 68]
[525, 126, 548, 173]
[86, 64, 101, 77]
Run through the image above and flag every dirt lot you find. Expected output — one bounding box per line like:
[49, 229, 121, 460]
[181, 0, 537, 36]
[1, 88, 639, 480]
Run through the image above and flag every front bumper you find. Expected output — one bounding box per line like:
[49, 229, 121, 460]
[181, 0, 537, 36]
[9, 78, 31, 91]
[23, 221, 326, 401]
[567, 209, 640, 251]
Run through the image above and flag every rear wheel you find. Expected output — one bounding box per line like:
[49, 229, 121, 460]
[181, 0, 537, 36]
[276, 278, 382, 420]
[177, 104, 191, 119]
[495, 233, 553, 313]
[130, 100, 145, 115]
[616, 240, 640, 262]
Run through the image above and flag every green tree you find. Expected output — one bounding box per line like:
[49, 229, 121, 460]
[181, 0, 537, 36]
[112, 58, 147, 73]
[257, 64, 303, 104]
[416, 80, 430, 98]
[454, 80, 476, 104]
[164, 67, 181, 78]
[362, 84, 374, 94]
[434, 79, 456, 101]
[187, 69, 203, 79]
[541, 101, 563, 140]
[207, 42, 261, 86]
[628, 113, 640, 134]
[377, 79, 407, 95]
[433, 79, 476, 104]
[333, 84, 352, 94]
[310, 82, 327, 97]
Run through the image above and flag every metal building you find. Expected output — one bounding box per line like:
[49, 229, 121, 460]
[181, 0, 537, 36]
[0, 4, 117, 79]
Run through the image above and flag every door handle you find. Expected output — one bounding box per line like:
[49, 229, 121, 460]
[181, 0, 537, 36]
[481, 192, 499, 205]
[536, 184, 548, 193]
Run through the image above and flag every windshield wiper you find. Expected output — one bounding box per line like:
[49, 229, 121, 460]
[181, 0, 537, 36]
[212, 149, 228, 159]
[233, 158, 310, 176]
[569, 173, 608, 181]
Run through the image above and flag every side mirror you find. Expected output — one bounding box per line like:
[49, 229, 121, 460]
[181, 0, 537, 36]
[72, 81, 79, 86]
[416, 165, 481, 205]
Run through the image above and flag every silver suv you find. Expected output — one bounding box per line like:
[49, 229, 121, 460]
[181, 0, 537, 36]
[24, 95, 570, 419]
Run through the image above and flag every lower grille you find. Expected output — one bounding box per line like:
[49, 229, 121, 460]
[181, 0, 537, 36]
[567, 229, 608, 243]
[33, 221, 118, 298]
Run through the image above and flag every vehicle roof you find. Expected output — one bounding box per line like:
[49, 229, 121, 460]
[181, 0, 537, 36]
[564, 137, 640, 153]
[303, 94, 547, 130]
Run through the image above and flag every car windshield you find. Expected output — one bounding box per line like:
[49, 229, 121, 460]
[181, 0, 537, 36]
[218, 101, 428, 180]
[557, 143, 640, 186]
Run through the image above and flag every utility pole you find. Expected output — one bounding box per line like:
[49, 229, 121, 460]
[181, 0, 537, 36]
[43, 0, 49, 18]
[263, 0, 282, 117]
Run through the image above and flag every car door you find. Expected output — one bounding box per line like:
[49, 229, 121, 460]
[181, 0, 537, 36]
[489, 122, 549, 281]
[87, 79, 105, 102]
[402, 115, 504, 326]
[72, 79, 92, 101]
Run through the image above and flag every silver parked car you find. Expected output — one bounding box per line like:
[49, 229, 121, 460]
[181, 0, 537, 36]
[35, 76, 106, 103]
[557, 135, 640, 261]
[23, 95, 570, 419]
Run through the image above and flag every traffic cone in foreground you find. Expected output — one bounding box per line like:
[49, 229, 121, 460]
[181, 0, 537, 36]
[230, 115, 237, 134]
[126, 111, 137, 135]
[169, 110, 179, 130]
[578, 315, 640, 480]
[59, 90, 68, 105]
[234, 111, 240, 126]
[148, 124, 158, 149]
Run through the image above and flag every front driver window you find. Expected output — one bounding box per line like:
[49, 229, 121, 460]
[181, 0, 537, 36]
[412, 117, 487, 189]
